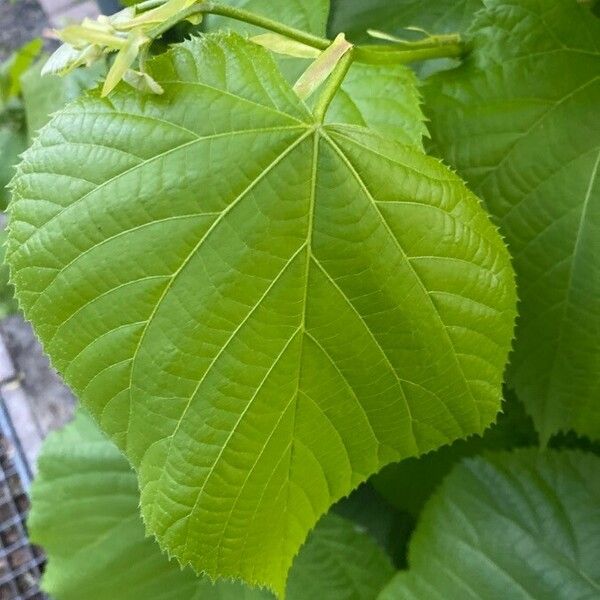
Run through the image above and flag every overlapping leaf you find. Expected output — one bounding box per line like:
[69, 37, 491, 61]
[379, 449, 600, 599]
[325, 63, 426, 149]
[8, 33, 515, 592]
[328, 0, 483, 44]
[425, 0, 600, 440]
[30, 410, 394, 600]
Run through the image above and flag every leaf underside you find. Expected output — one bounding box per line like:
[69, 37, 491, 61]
[425, 0, 600, 441]
[8, 33, 515, 593]
[30, 410, 394, 600]
[379, 449, 600, 599]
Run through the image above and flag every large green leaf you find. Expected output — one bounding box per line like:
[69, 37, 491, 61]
[379, 449, 600, 599]
[9, 33, 515, 593]
[425, 0, 600, 441]
[31, 410, 394, 600]
[205, 0, 330, 85]
[328, 0, 483, 43]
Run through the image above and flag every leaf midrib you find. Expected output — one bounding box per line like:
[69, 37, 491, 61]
[539, 148, 600, 429]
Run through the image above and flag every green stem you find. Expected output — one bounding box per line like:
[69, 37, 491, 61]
[142, 0, 464, 65]
[355, 39, 463, 65]
[313, 48, 354, 123]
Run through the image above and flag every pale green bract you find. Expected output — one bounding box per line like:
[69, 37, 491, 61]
[425, 0, 600, 441]
[8, 33, 516, 593]
[379, 449, 600, 599]
[30, 410, 394, 600]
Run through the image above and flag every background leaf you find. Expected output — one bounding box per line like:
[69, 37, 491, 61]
[31, 410, 394, 600]
[206, 0, 330, 37]
[334, 484, 414, 568]
[379, 449, 600, 599]
[0, 227, 18, 317]
[425, 0, 600, 441]
[0, 122, 26, 210]
[9, 33, 515, 593]
[20, 58, 105, 137]
[328, 0, 483, 43]
[287, 513, 395, 600]
[0, 38, 42, 101]
[328, 0, 482, 77]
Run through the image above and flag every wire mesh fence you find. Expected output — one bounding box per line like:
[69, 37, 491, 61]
[0, 416, 45, 599]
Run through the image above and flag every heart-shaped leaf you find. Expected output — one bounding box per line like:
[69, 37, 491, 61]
[425, 0, 600, 441]
[8, 33, 515, 593]
[379, 449, 600, 599]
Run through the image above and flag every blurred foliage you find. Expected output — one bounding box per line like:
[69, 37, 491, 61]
[0, 39, 104, 318]
[0, 227, 17, 318]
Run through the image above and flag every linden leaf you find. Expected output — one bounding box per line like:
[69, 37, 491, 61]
[425, 0, 600, 440]
[8, 33, 515, 594]
[379, 450, 600, 599]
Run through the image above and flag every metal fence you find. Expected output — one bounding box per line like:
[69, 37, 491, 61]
[0, 422, 45, 600]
